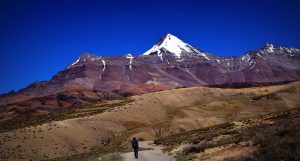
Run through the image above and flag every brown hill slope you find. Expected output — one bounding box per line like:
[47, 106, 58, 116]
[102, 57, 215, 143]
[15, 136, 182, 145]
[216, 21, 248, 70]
[154, 108, 300, 161]
[0, 81, 300, 160]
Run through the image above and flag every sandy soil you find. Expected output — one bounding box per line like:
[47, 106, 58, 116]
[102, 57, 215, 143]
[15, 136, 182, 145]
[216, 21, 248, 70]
[1, 82, 300, 160]
[0, 118, 126, 160]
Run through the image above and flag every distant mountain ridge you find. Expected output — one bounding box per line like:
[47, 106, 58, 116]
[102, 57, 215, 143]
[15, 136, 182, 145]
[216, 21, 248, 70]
[1, 33, 300, 110]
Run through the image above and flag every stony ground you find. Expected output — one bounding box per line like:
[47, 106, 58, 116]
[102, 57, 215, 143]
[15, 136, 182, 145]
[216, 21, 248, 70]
[155, 108, 300, 161]
[0, 81, 300, 160]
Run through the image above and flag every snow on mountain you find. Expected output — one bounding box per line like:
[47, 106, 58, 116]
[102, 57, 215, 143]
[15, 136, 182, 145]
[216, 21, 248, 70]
[241, 53, 253, 62]
[142, 34, 209, 60]
[101, 59, 106, 71]
[263, 43, 300, 54]
[65, 36, 300, 74]
[239, 43, 300, 63]
[126, 54, 134, 70]
[67, 53, 102, 68]
[264, 43, 275, 53]
[3, 34, 300, 108]
[142, 33, 191, 58]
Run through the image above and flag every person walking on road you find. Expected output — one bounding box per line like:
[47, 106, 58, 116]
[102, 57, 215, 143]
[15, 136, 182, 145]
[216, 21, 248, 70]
[131, 137, 139, 159]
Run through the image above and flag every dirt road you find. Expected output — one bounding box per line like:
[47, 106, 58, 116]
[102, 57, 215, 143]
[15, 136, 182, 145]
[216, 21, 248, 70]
[121, 141, 174, 161]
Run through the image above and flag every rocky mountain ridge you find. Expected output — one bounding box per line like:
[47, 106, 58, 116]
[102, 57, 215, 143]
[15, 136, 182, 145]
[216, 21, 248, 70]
[1, 34, 300, 109]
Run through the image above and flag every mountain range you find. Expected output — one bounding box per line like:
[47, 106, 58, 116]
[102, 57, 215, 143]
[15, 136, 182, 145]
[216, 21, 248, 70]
[1, 33, 300, 110]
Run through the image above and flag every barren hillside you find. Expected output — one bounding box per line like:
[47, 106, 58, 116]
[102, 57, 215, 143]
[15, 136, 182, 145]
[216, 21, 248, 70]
[1, 82, 300, 160]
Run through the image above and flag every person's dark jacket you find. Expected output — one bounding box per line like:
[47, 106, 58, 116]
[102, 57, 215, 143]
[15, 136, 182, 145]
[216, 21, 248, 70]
[131, 138, 139, 149]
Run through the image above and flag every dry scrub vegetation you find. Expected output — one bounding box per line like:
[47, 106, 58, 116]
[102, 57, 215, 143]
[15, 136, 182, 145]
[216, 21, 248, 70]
[155, 108, 300, 161]
[0, 81, 300, 160]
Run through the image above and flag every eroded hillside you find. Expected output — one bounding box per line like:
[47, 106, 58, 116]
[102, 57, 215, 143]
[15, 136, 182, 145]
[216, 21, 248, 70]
[1, 82, 300, 160]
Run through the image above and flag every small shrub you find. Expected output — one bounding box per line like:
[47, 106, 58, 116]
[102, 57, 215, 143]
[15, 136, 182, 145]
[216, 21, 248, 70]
[99, 152, 123, 161]
[183, 143, 206, 154]
[176, 154, 189, 161]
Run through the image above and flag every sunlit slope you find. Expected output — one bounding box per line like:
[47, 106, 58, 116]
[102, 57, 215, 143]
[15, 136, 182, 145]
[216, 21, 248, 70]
[1, 82, 300, 160]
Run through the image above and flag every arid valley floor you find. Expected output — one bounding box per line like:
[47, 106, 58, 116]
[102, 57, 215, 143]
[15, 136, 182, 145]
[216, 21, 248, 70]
[1, 82, 300, 161]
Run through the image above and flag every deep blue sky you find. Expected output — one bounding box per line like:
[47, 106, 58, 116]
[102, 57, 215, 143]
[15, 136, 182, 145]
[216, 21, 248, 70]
[1, 0, 300, 94]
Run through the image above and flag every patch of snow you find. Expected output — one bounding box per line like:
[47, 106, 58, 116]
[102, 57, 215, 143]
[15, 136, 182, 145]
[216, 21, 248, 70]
[176, 59, 184, 62]
[99, 59, 106, 80]
[145, 79, 160, 85]
[279, 47, 283, 51]
[265, 43, 275, 53]
[166, 59, 170, 64]
[193, 48, 210, 60]
[241, 54, 250, 61]
[68, 57, 80, 68]
[263, 43, 299, 54]
[142, 34, 209, 60]
[157, 50, 163, 61]
[67, 53, 102, 68]
[284, 47, 299, 53]
[278, 46, 299, 53]
[241, 53, 255, 63]
[102, 60, 106, 71]
[126, 54, 134, 70]
[291, 48, 300, 52]
[257, 53, 262, 57]
[256, 53, 266, 60]
[249, 61, 256, 70]
[241, 56, 245, 61]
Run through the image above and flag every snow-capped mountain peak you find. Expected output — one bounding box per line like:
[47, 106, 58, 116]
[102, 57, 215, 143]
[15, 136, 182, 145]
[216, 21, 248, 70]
[142, 33, 209, 60]
[263, 43, 276, 53]
[142, 33, 188, 58]
[262, 43, 300, 54]
[67, 52, 102, 68]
